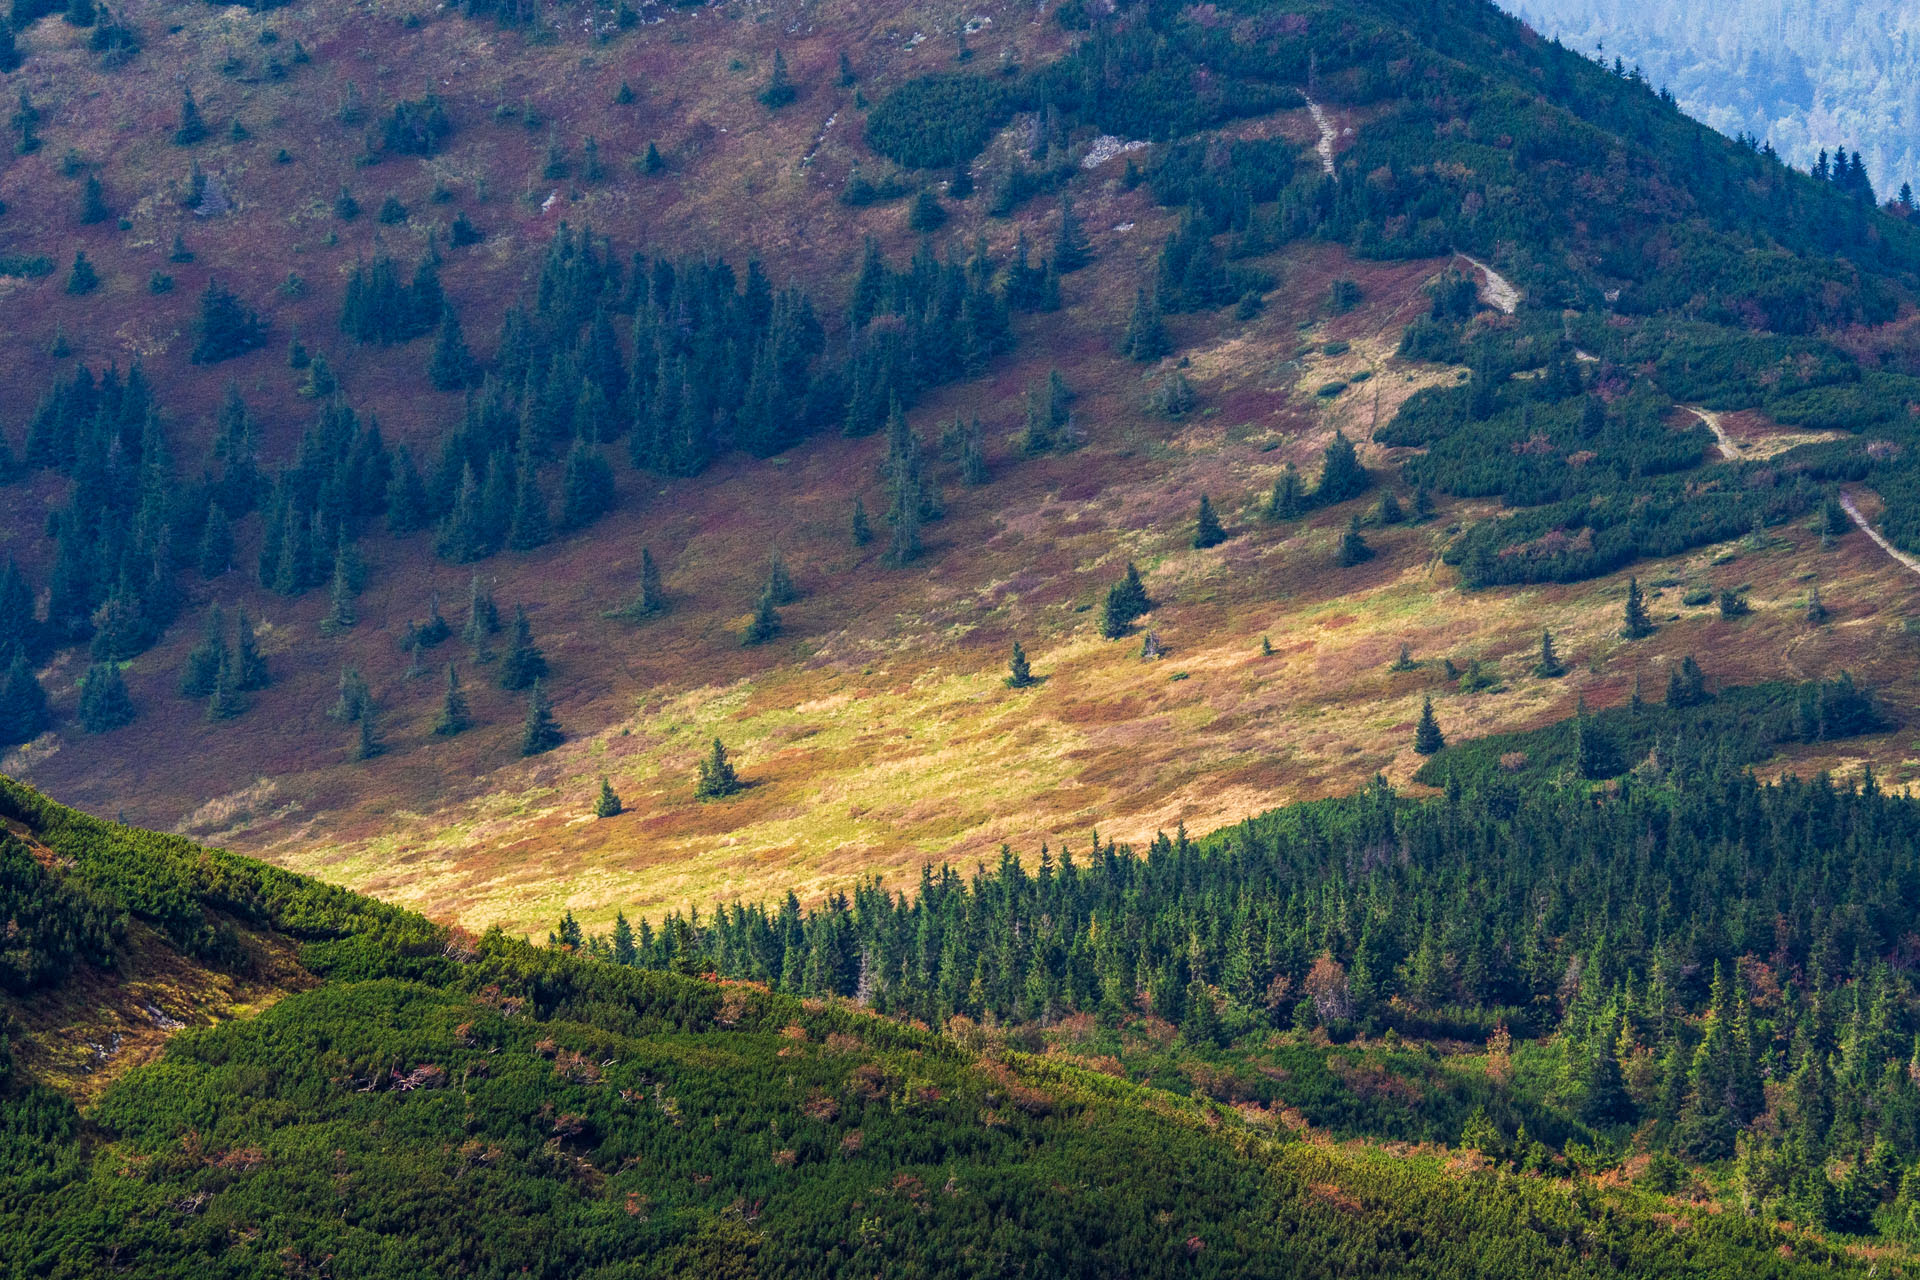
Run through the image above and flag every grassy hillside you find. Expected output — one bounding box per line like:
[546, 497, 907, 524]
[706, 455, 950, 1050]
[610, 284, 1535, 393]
[2, 775, 1909, 1276]
[2, 0, 1920, 941]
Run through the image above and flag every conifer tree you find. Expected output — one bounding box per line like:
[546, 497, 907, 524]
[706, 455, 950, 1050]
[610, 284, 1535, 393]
[1315, 431, 1369, 505]
[77, 662, 134, 733]
[611, 912, 636, 965]
[1371, 490, 1404, 525]
[1572, 695, 1607, 779]
[385, 447, 429, 535]
[850, 498, 873, 547]
[331, 666, 371, 722]
[759, 49, 796, 110]
[65, 251, 97, 295]
[1534, 628, 1565, 678]
[764, 553, 798, 605]
[1807, 583, 1828, 624]
[558, 437, 616, 531]
[614, 548, 666, 619]
[507, 461, 551, 551]
[427, 306, 476, 391]
[178, 606, 226, 698]
[0, 648, 48, 746]
[234, 606, 268, 689]
[1266, 465, 1305, 521]
[1006, 640, 1035, 688]
[695, 736, 741, 799]
[594, 776, 622, 818]
[498, 605, 547, 690]
[1122, 288, 1170, 362]
[434, 663, 469, 736]
[743, 588, 781, 646]
[206, 649, 246, 721]
[173, 87, 207, 145]
[198, 502, 233, 577]
[464, 573, 500, 658]
[1022, 385, 1053, 456]
[1192, 494, 1226, 549]
[1412, 483, 1435, 522]
[1338, 515, 1373, 566]
[1413, 695, 1445, 755]
[319, 551, 357, 636]
[520, 679, 562, 756]
[1389, 643, 1416, 672]
[1053, 196, 1090, 272]
[355, 707, 384, 761]
[1621, 576, 1654, 639]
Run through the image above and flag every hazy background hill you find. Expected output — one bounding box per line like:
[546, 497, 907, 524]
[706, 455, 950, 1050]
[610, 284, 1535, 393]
[1501, 0, 1920, 196]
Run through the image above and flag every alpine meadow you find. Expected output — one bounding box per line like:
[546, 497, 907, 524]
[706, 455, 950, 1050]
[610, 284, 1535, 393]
[5, 0, 1920, 1273]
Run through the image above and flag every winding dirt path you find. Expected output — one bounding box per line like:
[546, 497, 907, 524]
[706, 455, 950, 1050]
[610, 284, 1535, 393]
[1454, 253, 1518, 315]
[1684, 405, 1738, 460]
[1840, 492, 1920, 578]
[1302, 94, 1336, 176]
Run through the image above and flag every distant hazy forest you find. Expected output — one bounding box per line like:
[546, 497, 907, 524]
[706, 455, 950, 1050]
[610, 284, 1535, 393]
[1502, 0, 1920, 197]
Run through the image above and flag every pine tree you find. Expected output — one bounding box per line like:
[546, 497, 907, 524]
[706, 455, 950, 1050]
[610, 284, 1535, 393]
[1338, 515, 1373, 566]
[233, 607, 268, 689]
[594, 776, 622, 818]
[464, 573, 500, 658]
[1315, 431, 1369, 505]
[173, 87, 207, 145]
[1621, 576, 1654, 639]
[434, 663, 469, 736]
[179, 607, 226, 698]
[206, 649, 247, 721]
[0, 648, 48, 746]
[695, 736, 741, 799]
[759, 48, 796, 109]
[1053, 196, 1090, 272]
[65, 251, 98, 295]
[498, 605, 547, 690]
[1192, 494, 1226, 549]
[1534, 628, 1565, 678]
[1122, 288, 1169, 362]
[427, 306, 476, 391]
[614, 548, 666, 620]
[850, 498, 873, 547]
[764, 553, 798, 605]
[519, 679, 562, 755]
[198, 502, 233, 577]
[319, 550, 357, 636]
[743, 588, 781, 646]
[75, 662, 133, 733]
[331, 666, 371, 722]
[1414, 695, 1444, 755]
[1266, 465, 1305, 521]
[349, 707, 383, 760]
[507, 462, 551, 551]
[1006, 640, 1035, 688]
[611, 912, 636, 965]
[78, 172, 108, 225]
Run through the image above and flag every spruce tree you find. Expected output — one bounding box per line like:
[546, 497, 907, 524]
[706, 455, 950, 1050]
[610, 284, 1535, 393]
[1266, 465, 1305, 521]
[1621, 575, 1654, 639]
[850, 498, 873, 546]
[558, 437, 615, 531]
[355, 707, 385, 760]
[758, 48, 796, 109]
[78, 662, 135, 733]
[1122, 288, 1169, 362]
[1534, 628, 1565, 678]
[434, 663, 469, 736]
[1389, 643, 1416, 672]
[594, 776, 622, 818]
[1573, 696, 1607, 779]
[234, 607, 268, 689]
[1315, 431, 1369, 505]
[1413, 695, 1445, 755]
[178, 606, 225, 698]
[611, 912, 636, 965]
[319, 550, 357, 636]
[614, 548, 666, 619]
[498, 605, 547, 690]
[386, 447, 430, 535]
[198, 502, 233, 577]
[1338, 515, 1373, 566]
[695, 736, 741, 799]
[1192, 494, 1226, 549]
[427, 306, 476, 391]
[520, 679, 562, 756]
[1371, 490, 1404, 525]
[507, 460, 551, 551]
[0, 648, 48, 746]
[743, 588, 781, 646]
[764, 553, 798, 605]
[206, 649, 247, 720]
[330, 666, 371, 722]
[464, 573, 500, 658]
[173, 87, 207, 145]
[1807, 583, 1828, 624]
[1006, 640, 1035, 689]
[1053, 196, 1090, 272]
[65, 251, 98, 295]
